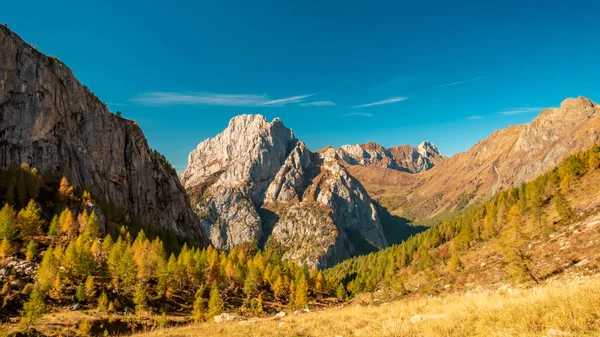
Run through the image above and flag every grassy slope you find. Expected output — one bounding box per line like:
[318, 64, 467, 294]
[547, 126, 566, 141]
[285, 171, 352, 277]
[128, 274, 600, 337]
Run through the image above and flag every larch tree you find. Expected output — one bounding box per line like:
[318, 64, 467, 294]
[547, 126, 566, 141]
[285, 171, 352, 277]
[207, 283, 224, 318]
[17, 200, 43, 240]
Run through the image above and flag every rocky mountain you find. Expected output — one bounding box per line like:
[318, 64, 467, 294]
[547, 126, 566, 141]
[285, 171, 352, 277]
[181, 115, 387, 268]
[332, 141, 443, 173]
[349, 96, 600, 223]
[0, 26, 206, 243]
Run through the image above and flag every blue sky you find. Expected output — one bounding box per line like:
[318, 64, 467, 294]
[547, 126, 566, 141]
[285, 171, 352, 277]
[2, 1, 599, 171]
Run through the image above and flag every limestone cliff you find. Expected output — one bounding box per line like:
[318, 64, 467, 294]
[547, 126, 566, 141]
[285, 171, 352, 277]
[181, 115, 387, 267]
[0, 26, 206, 243]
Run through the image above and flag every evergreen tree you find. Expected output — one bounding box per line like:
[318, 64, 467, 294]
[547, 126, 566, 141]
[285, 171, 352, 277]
[207, 283, 224, 318]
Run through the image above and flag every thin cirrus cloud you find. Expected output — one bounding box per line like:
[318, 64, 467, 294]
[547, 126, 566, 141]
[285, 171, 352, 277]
[342, 112, 374, 117]
[300, 101, 336, 107]
[129, 92, 315, 107]
[351, 96, 408, 108]
[467, 115, 483, 120]
[498, 107, 542, 116]
[432, 76, 485, 89]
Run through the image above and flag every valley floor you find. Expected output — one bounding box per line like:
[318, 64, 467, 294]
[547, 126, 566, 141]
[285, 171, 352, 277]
[128, 273, 600, 337]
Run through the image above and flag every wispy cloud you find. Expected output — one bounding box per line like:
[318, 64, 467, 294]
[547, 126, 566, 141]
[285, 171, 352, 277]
[342, 112, 374, 117]
[130, 92, 314, 107]
[467, 115, 483, 120]
[300, 101, 336, 107]
[351, 97, 408, 108]
[260, 94, 314, 106]
[498, 107, 542, 116]
[432, 76, 485, 89]
[106, 102, 130, 107]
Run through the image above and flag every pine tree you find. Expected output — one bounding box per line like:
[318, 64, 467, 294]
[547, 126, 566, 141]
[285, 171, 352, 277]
[207, 283, 224, 318]
[17, 200, 43, 240]
[20, 287, 46, 330]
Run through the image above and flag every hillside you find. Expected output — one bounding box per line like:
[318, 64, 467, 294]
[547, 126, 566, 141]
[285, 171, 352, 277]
[351, 97, 600, 223]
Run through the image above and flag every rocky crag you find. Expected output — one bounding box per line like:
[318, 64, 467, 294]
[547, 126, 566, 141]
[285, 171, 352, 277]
[333, 141, 443, 173]
[181, 115, 387, 268]
[0, 26, 206, 243]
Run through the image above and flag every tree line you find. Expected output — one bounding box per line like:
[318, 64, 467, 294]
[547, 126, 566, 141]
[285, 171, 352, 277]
[0, 164, 335, 330]
[325, 144, 600, 296]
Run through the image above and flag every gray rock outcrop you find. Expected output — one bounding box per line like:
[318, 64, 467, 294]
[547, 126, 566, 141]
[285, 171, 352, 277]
[0, 26, 206, 243]
[334, 141, 443, 173]
[181, 115, 387, 267]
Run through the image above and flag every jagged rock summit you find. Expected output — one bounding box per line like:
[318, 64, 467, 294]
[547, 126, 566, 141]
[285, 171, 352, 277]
[0, 25, 206, 243]
[182, 114, 387, 268]
[334, 140, 443, 173]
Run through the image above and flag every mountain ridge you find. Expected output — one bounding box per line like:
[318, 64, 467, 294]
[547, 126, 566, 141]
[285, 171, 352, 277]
[0, 25, 206, 244]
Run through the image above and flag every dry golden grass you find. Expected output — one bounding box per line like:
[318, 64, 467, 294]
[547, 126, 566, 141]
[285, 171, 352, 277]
[131, 275, 600, 337]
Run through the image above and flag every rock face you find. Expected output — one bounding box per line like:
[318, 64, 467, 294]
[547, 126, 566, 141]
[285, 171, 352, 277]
[348, 96, 600, 222]
[0, 26, 206, 243]
[334, 141, 443, 173]
[181, 115, 387, 267]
